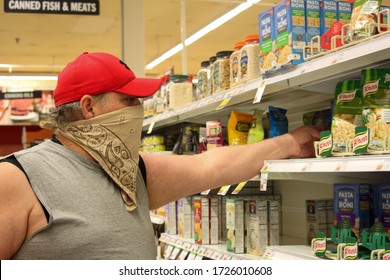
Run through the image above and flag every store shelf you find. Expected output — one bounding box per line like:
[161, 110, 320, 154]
[160, 233, 262, 260]
[261, 155, 390, 184]
[143, 32, 390, 132]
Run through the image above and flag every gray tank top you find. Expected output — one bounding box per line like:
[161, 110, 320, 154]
[11, 140, 156, 260]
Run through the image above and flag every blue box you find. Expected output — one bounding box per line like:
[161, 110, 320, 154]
[337, 1, 353, 26]
[371, 184, 390, 239]
[273, 0, 306, 69]
[333, 183, 371, 238]
[320, 0, 338, 35]
[259, 7, 276, 75]
[306, 0, 321, 48]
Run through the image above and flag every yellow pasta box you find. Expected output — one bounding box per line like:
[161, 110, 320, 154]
[259, 7, 276, 76]
[274, 0, 306, 69]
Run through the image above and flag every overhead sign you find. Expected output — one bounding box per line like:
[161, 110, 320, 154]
[4, 0, 100, 15]
[1, 91, 43, 99]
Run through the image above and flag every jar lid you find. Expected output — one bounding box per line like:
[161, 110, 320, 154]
[243, 34, 259, 43]
[233, 41, 245, 50]
[216, 50, 234, 58]
[169, 74, 189, 83]
[209, 56, 217, 63]
[200, 60, 210, 68]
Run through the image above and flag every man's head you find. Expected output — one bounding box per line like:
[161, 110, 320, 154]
[54, 52, 162, 107]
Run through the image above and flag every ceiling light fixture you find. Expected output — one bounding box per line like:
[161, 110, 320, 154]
[0, 75, 58, 81]
[146, 0, 260, 70]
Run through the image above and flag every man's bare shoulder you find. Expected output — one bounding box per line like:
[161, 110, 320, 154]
[0, 162, 37, 259]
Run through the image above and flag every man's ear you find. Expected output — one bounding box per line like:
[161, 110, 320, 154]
[80, 95, 95, 119]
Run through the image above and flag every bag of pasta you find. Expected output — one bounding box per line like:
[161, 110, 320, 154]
[331, 80, 363, 154]
[228, 111, 253, 145]
[350, 0, 382, 39]
[362, 68, 390, 152]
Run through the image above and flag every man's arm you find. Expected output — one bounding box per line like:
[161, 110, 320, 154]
[0, 163, 38, 259]
[142, 126, 319, 210]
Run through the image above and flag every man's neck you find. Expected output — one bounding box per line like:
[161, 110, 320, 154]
[55, 132, 96, 162]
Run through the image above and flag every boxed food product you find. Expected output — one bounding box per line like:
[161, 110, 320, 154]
[333, 184, 372, 238]
[306, 199, 333, 244]
[337, 1, 353, 26]
[320, 0, 338, 36]
[226, 198, 245, 253]
[210, 197, 220, 244]
[178, 197, 193, 239]
[274, 0, 306, 69]
[370, 184, 390, 239]
[164, 201, 177, 235]
[306, 0, 321, 51]
[193, 196, 203, 244]
[247, 199, 268, 256]
[268, 199, 281, 245]
[259, 7, 276, 75]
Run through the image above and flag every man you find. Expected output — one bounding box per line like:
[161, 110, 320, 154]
[0, 52, 319, 259]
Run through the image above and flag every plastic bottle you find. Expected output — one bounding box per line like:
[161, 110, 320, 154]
[196, 60, 211, 100]
[213, 50, 233, 94]
[247, 109, 265, 144]
[167, 75, 193, 110]
[208, 56, 217, 95]
[229, 41, 244, 88]
[240, 34, 261, 83]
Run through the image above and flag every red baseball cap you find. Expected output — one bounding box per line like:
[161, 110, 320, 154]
[54, 52, 162, 106]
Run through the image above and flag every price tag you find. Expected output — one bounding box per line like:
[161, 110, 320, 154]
[203, 249, 212, 258]
[163, 244, 174, 259]
[331, 53, 344, 64]
[189, 244, 199, 253]
[187, 251, 197, 260]
[201, 189, 211, 195]
[221, 254, 233, 260]
[177, 250, 189, 260]
[216, 96, 232, 110]
[335, 161, 347, 171]
[217, 185, 231, 195]
[231, 181, 247, 195]
[253, 79, 267, 104]
[376, 160, 390, 171]
[260, 165, 269, 191]
[194, 254, 204, 260]
[210, 251, 223, 260]
[169, 246, 182, 260]
[147, 121, 155, 134]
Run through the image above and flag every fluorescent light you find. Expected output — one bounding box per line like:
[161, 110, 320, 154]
[0, 75, 58, 81]
[146, 0, 259, 70]
[146, 43, 184, 70]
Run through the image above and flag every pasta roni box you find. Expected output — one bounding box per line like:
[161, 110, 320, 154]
[371, 184, 390, 240]
[320, 0, 338, 36]
[333, 184, 371, 238]
[337, 1, 353, 26]
[306, 0, 321, 51]
[259, 7, 276, 76]
[274, 0, 306, 70]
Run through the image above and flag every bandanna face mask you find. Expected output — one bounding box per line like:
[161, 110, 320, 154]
[51, 104, 144, 211]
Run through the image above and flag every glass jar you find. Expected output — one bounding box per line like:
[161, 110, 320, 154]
[166, 75, 194, 110]
[212, 50, 233, 94]
[208, 56, 217, 95]
[229, 41, 244, 88]
[240, 34, 261, 83]
[196, 60, 211, 100]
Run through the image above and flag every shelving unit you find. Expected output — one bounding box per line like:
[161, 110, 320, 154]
[147, 33, 390, 260]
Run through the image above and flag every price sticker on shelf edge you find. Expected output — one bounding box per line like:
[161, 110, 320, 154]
[147, 121, 155, 134]
[217, 185, 231, 195]
[253, 79, 267, 104]
[216, 96, 232, 110]
[231, 181, 247, 194]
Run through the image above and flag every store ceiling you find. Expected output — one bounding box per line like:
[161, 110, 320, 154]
[0, 0, 276, 78]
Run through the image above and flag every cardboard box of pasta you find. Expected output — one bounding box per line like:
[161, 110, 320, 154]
[246, 199, 268, 256]
[259, 7, 276, 75]
[178, 197, 193, 239]
[306, 0, 321, 52]
[306, 199, 333, 244]
[371, 184, 390, 240]
[273, 0, 306, 69]
[226, 198, 245, 253]
[333, 184, 372, 238]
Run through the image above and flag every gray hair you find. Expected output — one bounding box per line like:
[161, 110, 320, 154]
[49, 93, 108, 127]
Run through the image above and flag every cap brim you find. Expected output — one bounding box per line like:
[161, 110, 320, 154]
[114, 77, 162, 98]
